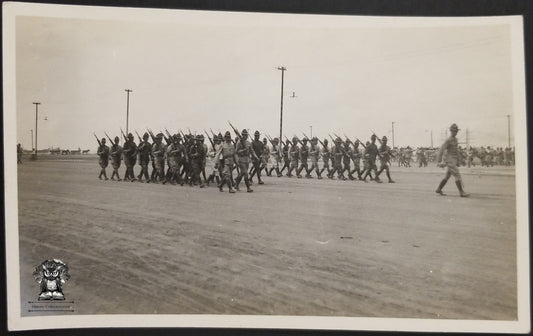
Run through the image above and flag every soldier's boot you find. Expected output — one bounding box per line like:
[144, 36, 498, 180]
[103, 171, 109, 180]
[435, 178, 448, 195]
[258, 173, 264, 184]
[267, 167, 273, 176]
[348, 172, 355, 180]
[227, 179, 236, 193]
[235, 175, 242, 191]
[286, 167, 293, 177]
[276, 168, 282, 177]
[245, 179, 253, 192]
[386, 171, 395, 183]
[98, 170, 103, 179]
[339, 173, 347, 181]
[296, 166, 303, 178]
[456, 180, 470, 197]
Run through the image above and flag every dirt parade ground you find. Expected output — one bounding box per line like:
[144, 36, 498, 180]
[16, 155, 517, 320]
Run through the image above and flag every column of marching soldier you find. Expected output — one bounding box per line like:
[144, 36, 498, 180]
[94, 124, 396, 194]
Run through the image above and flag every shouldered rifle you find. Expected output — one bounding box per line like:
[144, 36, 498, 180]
[372, 131, 383, 146]
[228, 121, 242, 141]
[165, 128, 173, 139]
[209, 128, 217, 139]
[146, 129, 156, 143]
[204, 130, 215, 150]
[93, 133, 102, 147]
[104, 131, 115, 146]
[120, 128, 128, 143]
[329, 134, 348, 155]
[134, 130, 143, 143]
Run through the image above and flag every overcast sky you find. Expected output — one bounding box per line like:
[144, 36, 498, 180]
[14, 9, 520, 150]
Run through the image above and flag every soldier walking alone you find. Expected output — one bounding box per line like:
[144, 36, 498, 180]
[435, 123, 470, 197]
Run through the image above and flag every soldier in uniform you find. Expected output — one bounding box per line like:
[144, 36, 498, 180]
[110, 136, 123, 181]
[260, 138, 270, 176]
[267, 138, 283, 177]
[199, 134, 209, 183]
[206, 134, 222, 186]
[319, 139, 331, 176]
[286, 137, 300, 177]
[215, 131, 238, 193]
[163, 135, 182, 185]
[308, 137, 322, 179]
[375, 136, 395, 183]
[361, 134, 382, 183]
[136, 132, 152, 182]
[435, 123, 470, 197]
[122, 133, 138, 182]
[349, 140, 363, 180]
[249, 130, 265, 185]
[328, 137, 347, 180]
[280, 139, 291, 175]
[188, 135, 206, 188]
[17, 143, 23, 164]
[151, 133, 166, 183]
[296, 137, 311, 178]
[97, 138, 110, 180]
[235, 129, 257, 192]
[340, 140, 356, 180]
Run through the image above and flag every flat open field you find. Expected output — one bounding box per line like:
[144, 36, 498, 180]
[16, 155, 517, 319]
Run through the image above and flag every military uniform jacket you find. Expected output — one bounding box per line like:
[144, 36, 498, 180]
[379, 144, 392, 162]
[299, 144, 309, 161]
[365, 142, 379, 161]
[188, 143, 206, 163]
[152, 142, 167, 160]
[289, 144, 300, 161]
[110, 144, 123, 163]
[122, 141, 138, 160]
[437, 136, 459, 165]
[216, 142, 236, 164]
[342, 147, 352, 165]
[236, 139, 255, 163]
[321, 145, 330, 160]
[137, 141, 152, 161]
[251, 140, 264, 161]
[331, 146, 344, 165]
[97, 145, 110, 161]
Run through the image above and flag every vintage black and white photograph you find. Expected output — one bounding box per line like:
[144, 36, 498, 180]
[3, 1, 529, 332]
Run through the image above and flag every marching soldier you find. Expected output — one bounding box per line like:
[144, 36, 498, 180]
[188, 135, 206, 188]
[309, 137, 322, 179]
[286, 136, 300, 177]
[328, 137, 346, 180]
[137, 132, 152, 182]
[199, 134, 209, 183]
[280, 139, 291, 175]
[110, 136, 123, 181]
[260, 138, 270, 176]
[249, 130, 265, 185]
[164, 134, 184, 185]
[235, 129, 257, 192]
[215, 131, 238, 193]
[97, 138, 110, 180]
[296, 137, 311, 178]
[206, 134, 222, 186]
[361, 134, 382, 183]
[435, 123, 470, 197]
[267, 138, 283, 177]
[122, 133, 138, 182]
[319, 139, 331, 176]
[376, 136, 395, 183]
[349, 140, 363, 180]
[341, 140, 356, 180]
[151, 133, 166, 183]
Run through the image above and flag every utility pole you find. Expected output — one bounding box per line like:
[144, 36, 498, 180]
[125, 89, 133, 134]
[391, 122, 395, 148]
[33, 102, 40, 159]
[310, 126, 312, 138]
[430, 130, 433, 148]
[465, 128, 470, 148]
[277, 66, 286, 142]
[507, 114, 511, 148]
[30, 129, 33, 150]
